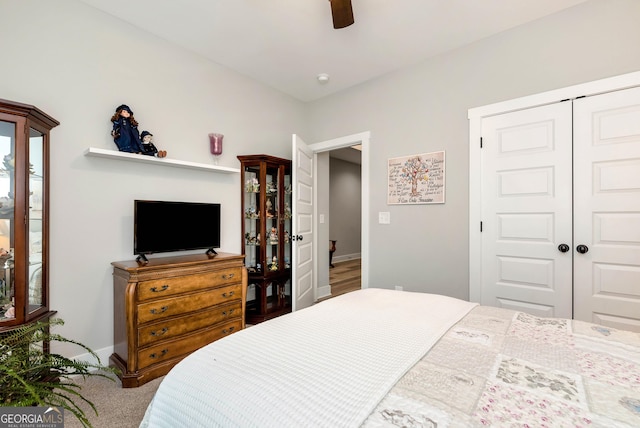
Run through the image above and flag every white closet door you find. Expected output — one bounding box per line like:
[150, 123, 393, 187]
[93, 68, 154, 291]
[481, 102, 573, 318]
[573, 87, 640, 332]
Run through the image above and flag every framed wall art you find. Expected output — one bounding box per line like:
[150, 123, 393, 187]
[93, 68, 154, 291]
[387, 151, 445, 204]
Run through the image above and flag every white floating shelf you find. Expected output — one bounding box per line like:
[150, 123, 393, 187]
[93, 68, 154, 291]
[84, 147, 239, 174]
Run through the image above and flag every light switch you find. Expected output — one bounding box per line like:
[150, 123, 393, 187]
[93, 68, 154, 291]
[319, 214, 325, 224]
[379, 212, 391, 224]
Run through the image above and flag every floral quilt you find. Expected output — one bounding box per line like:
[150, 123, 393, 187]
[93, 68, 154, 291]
[364, 306, 640, 428]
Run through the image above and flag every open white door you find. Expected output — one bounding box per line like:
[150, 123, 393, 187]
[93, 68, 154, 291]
[291, 131, 371, 311]
[292, 134, 314, 311]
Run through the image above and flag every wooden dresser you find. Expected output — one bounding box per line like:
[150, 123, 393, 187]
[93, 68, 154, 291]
[110, 252, 246, 387]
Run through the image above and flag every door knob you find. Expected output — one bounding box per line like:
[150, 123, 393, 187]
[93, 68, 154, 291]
[558, 244, 570, 253]
[576, 245, 589, 254]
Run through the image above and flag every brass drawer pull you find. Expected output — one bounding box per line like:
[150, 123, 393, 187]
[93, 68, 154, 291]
[149, 349, 169, 359]
[150, 306, 169, 315]
[150, 327, 169, 337]
[222, 327, 235, 335]
[221, 309, 235, 317]
[222, 273, 235, 280]
[222, 291, 235, 298]
[150, 285, 169, 293]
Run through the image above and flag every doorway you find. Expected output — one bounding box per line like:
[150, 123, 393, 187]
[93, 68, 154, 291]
[326, 145, 362, 298]
[306, 132, 370, 303]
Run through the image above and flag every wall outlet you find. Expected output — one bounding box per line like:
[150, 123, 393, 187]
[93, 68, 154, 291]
[394, 286, 403, 291]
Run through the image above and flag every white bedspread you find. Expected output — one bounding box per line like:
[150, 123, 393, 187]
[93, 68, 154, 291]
[140, 288, 477, 428]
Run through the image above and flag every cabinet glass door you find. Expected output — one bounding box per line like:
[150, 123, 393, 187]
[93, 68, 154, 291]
[0, 120, 15, 320]
[282, 170, 292, 302]
[283, 171, 291, 270]
[243, 166, 260, 272]
[28, 128, 44, 312]
[264, 164, 279, 272]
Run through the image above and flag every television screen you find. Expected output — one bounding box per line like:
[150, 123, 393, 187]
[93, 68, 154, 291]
[134, 200, 221, 255]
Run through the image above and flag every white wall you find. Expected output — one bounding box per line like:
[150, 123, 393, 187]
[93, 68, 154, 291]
[0, 0, 306, 359]
[307, 0, 640, 299]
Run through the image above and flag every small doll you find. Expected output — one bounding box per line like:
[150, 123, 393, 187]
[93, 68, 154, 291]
[140, 131, 167, 158]
[2, 300, 14, 319]
[265, 199, 274, 218]
[110, 104, 144, 153]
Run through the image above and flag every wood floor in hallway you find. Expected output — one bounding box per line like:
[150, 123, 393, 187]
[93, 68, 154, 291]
[328, 258, 361, 298]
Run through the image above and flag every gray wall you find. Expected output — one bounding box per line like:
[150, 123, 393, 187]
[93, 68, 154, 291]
[315, 152, 330, 297]
[329, 158, 361, 260]
[0, 0, 305, 359]
[308, 0, 640, 298]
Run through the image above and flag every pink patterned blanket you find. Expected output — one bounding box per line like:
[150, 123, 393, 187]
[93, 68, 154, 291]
[364, 305, 640, 427]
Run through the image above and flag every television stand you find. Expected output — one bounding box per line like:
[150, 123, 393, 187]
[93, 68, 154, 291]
[136, 254, 149, 265]
[111, 252, 247, 387]
[206, 248, 218, 257]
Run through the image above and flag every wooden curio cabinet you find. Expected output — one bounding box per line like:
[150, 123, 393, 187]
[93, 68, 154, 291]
[238, 155, 292, 324]
[0, 99, 59, 329]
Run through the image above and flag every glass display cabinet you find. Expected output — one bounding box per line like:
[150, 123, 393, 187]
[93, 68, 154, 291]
[0, 99, 58, 329]
[238, 155, 292, 324]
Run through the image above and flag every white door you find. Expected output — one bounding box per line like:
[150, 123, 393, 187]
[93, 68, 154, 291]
[480, 102, 573, 318]
[573, 87, 640, 331]
[292, 134, 314, 311]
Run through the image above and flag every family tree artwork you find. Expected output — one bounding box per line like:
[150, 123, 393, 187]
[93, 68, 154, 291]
[387, 151, 445, 204]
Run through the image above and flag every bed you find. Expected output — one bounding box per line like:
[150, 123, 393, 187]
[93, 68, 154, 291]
[140, 288, 640, 428]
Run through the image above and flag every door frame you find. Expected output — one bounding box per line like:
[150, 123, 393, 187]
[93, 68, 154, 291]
[308, 131, 371, 301]
[468, 71, 640, 304]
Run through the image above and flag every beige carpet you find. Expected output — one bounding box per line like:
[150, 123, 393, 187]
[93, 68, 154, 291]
[63, 372, 162, 428]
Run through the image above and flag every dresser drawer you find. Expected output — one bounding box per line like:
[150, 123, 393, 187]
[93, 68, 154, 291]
[137, 301, 242, 347]
[137, 283, 242, 324]
[137, 319, 242, 370]
[137, 267, 242, 301]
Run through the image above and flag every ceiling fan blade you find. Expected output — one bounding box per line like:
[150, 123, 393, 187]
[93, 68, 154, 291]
[330, 0, 354, 29]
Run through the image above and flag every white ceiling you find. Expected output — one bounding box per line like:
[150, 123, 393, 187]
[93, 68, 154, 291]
[78, 0, 589, 102]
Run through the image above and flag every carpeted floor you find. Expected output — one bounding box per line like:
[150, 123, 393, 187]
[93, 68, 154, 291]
[63, 372, 162, 428]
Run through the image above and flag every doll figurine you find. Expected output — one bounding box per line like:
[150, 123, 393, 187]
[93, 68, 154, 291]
[110, 104, 144, 153]
[140, 131, 167, 158]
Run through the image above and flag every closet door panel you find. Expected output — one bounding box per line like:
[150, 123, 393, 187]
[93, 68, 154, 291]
[573, 86, 640, 332]
[480, 102, 573, 318]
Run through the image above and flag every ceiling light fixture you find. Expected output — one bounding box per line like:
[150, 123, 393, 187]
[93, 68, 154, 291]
[317, 73, 330, 84]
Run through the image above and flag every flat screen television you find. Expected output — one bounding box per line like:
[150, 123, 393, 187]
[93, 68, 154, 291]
[134, 200, 221, 262]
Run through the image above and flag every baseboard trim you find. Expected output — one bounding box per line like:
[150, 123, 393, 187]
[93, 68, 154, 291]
[316, 284, 331, 301]
[71, 345, 113, 367]
[333, 253, 361, 263]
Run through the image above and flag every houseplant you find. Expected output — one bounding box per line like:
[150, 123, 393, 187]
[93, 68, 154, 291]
[0, 317, 119, 427]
